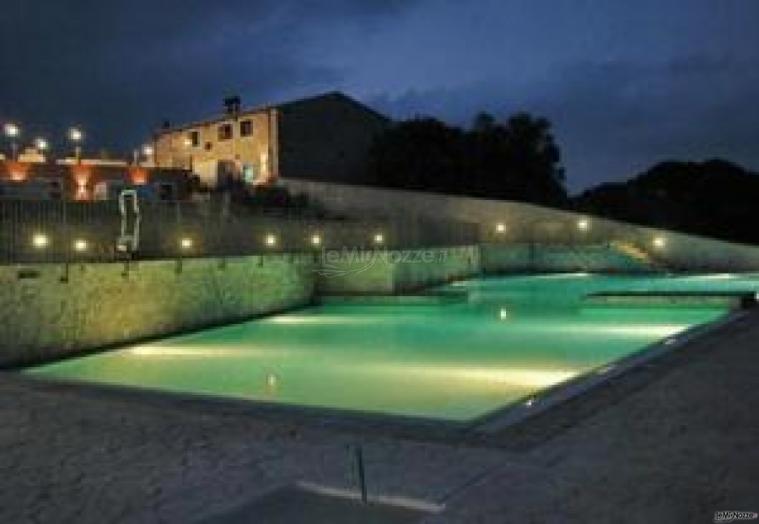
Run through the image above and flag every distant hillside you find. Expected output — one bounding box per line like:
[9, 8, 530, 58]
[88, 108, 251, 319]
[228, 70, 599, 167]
[574, 159, 759, 245]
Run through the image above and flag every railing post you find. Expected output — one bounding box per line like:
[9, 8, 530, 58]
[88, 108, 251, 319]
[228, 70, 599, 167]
[354, 444, 368, 504]
[60, 198, 70, 282]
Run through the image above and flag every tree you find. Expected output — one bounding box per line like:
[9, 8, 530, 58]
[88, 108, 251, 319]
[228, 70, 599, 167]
[369, 110, 568, 206]
[574, 158, 759, 244]
[497, 112, 567, 204]
[368, 117, 463, 193]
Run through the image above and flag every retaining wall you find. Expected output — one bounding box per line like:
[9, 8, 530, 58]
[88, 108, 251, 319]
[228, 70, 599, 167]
[0, 255, 315, 367]
[481, 244, 656, 274]
[281, 179, 759, 272]
[316, 246, 480, 295]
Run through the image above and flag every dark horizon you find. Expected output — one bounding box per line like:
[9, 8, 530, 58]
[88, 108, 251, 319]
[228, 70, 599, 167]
[1, 0, 758, 192]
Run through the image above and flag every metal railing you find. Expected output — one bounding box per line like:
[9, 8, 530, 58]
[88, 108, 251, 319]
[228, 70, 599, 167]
[0, 199, 481, 264]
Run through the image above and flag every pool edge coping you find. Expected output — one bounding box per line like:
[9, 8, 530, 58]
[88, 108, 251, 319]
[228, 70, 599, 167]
[468, 307, 750, 434]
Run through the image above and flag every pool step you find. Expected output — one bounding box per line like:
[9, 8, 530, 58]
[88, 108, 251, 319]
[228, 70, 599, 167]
[318, 290, 469, 306]
[611, 241, 667, 272]
[583, 291, 757, 309]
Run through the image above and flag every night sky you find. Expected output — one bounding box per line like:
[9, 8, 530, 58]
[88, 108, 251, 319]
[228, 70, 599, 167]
[1, 0, 757, 192]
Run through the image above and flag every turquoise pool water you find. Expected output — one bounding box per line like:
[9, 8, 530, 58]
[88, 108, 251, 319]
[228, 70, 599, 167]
[28, 274, 759, 421]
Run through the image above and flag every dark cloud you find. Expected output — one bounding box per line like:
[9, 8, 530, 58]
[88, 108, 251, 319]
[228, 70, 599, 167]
[0, 0, 413, 153]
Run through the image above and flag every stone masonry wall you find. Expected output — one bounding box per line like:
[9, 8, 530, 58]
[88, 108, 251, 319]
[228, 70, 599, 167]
[0, 255, 315, 367]
[316, 246, 480, 295]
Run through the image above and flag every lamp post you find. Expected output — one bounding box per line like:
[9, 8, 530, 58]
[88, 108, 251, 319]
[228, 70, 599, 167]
[3, 123, 20, 160]
[142, 144, 154, 167]
[34, 138, 49, 160]
[183, 136, 193, 171]
[68, 127, 83, 163]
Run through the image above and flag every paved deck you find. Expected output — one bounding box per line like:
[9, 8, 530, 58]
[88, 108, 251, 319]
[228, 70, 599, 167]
[1, 310, 758, 523]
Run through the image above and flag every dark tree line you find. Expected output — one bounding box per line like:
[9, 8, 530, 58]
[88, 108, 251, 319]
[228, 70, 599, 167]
[575, 159, 759, 245]
[369, 113, 759, 245]
[368, 112, 568, 206]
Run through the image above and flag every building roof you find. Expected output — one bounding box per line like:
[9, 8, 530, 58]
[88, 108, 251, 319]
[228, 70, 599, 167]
[154, 91, 390, 136]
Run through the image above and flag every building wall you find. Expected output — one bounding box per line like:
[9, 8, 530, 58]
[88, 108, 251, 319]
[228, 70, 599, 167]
[0, 254, 315, 367]
[154, 109, 277, 185]
[277, 92, 389, 185]
[154, 92, 389, 187]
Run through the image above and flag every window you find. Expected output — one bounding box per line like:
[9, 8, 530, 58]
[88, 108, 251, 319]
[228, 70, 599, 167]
[240, 119, 253, 137]
[188, 131, 200, 147]
[218, 123, 233, 141]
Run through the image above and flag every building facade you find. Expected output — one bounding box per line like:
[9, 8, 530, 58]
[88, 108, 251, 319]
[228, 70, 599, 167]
[153, 92, 390, 187]
[0, 160, 191, 201]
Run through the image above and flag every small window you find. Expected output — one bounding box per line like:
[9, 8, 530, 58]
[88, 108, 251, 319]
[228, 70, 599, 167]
[218, 123, 233, 141]
[240, 120, 253, 137]
[188, 131, 200, 147]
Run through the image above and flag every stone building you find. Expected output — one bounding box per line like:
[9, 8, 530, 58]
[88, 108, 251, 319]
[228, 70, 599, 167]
[152, 92, 390, 188]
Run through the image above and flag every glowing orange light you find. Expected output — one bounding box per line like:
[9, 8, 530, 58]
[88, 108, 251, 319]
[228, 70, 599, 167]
[71, 165, 92, 200]
[6, 161, 29, 181]
[129, 167, 149, 185]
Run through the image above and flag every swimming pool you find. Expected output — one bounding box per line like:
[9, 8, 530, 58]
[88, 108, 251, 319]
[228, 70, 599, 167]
[27, 274, 759, 422]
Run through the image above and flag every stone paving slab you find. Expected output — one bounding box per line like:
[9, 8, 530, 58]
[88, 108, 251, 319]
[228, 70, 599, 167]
[199, 485, 428, 524]
[0, 375, 508, 523]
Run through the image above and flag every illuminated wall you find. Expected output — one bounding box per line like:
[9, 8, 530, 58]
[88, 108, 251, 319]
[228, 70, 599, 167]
[0, 161, 188, 201]
[154, 108, 278, 186]
[0, 255, 315, 367]
[154, 92, 389, 188]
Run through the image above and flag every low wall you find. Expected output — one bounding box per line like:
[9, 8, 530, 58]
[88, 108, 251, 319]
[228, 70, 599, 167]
[0, 255, 315, 367]
[282, 179, 759, 272]
[316, 246, 480, 295]
[481, 244, 656, 274]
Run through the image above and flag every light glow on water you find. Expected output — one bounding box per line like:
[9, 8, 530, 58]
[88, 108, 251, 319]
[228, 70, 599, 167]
[392, 365, 579, 388]
[28, 274, 752, 421]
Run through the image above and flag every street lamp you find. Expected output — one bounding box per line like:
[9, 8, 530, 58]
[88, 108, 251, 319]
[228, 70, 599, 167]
[4, 123, 20, 160]
[142, 144, 154, 165]
[68, 127, 83, 163]
[34, 138, 49, 153]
